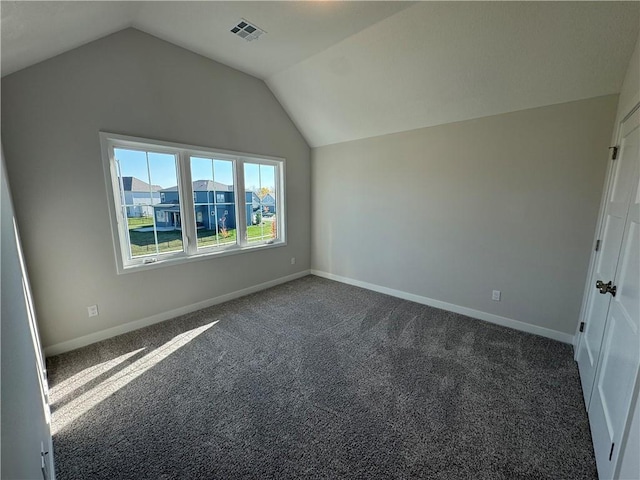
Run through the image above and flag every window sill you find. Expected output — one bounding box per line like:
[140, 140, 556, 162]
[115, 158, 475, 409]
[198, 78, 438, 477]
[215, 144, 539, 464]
[116, 239, 287, 275]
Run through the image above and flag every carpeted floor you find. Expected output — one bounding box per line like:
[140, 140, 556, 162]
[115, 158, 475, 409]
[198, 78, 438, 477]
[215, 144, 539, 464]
[47, 275, 596, 479]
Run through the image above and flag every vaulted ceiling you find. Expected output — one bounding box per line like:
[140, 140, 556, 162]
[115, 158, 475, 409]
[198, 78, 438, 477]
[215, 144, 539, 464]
[2, 1, 639, 147]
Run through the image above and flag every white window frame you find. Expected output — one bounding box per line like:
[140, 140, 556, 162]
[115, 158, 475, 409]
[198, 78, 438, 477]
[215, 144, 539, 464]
[100, 132, 286, 274]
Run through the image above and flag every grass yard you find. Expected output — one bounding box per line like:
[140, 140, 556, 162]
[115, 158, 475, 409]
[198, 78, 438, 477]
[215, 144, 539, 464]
[128, 217, 154, 229]
[127, 222, 275, 257]
[128, 229, 184, 256]
[247, 223, 276, 244]
[197, 229, 237, 249]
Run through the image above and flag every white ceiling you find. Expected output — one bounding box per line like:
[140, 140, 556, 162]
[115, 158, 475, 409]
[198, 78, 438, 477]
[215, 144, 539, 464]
[1, 1, 140, 76]
[0, 1, 411, 78]
[2, 1, 639, 147]
[269, 1, 640, 146]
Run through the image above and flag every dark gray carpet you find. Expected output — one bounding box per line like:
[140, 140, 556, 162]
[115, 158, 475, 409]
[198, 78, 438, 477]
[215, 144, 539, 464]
[47, 275, 596, 479]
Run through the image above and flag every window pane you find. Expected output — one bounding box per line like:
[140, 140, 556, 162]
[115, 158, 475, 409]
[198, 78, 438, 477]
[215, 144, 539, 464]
[114, 148, 183, 258]
[190, 157, 237, 249]
[245, 163, 277, 244]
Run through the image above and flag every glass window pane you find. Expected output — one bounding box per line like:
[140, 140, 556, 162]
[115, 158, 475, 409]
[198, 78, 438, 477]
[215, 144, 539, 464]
[114, 148, 149, 209]
[114, 148, 183, 258]
[214, 160, 234, 195]
[190, 156, 237, 249]
[245, 162, 277, 244]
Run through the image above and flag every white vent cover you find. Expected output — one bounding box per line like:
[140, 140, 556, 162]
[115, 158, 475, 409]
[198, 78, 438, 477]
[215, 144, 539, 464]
[230, 19, 266, 42]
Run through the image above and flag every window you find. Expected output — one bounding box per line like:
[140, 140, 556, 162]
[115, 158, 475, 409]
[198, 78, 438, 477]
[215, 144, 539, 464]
[100, 133, 285, 272]
[190, 156, 237, 249]
[245, 162, 278, 243]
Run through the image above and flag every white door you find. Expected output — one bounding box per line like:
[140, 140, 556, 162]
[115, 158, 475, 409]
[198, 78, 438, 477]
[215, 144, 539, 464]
[577, 106, 640, 408]
[587, 106, 640, 479]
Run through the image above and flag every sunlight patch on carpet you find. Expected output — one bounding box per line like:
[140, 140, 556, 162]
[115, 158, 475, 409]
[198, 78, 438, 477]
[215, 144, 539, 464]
[51, 349, 146, 402]
[52, 321, 218, 435]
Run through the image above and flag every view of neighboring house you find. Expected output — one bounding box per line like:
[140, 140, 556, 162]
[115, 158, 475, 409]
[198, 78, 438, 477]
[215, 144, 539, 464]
[154, 180, 275, 231]
[247, 192, 276, 216]
[122, 176, 162, 217]
[260, 193, 276, 216]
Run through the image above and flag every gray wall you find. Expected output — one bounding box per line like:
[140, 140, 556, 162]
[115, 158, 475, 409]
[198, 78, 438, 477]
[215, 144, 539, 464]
[616, 35, 639, 126]
[312, 95, 617, 336]
[1, 149, 54, 479]
[1, 28, 311, 349]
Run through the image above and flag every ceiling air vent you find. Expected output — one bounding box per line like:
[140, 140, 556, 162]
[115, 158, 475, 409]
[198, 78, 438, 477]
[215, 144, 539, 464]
[230, 19, 266, 42]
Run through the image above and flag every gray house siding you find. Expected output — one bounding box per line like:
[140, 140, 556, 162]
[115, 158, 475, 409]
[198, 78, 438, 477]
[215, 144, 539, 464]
[125, 191, 161, 217]
[121, 177, 161, 217]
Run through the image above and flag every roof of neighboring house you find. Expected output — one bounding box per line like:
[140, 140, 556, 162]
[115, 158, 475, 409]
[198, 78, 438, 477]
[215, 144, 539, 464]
[161, 180, 233, 192]
[261, 193, 276, 204]
[122, 176, 162, 192]
[153, 204, 181, 211]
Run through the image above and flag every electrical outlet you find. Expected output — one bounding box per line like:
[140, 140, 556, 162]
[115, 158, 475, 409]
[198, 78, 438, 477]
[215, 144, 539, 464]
[87, 305, 99, 317]
[492, 290, 501, 301]
[290, 257, 296, 265]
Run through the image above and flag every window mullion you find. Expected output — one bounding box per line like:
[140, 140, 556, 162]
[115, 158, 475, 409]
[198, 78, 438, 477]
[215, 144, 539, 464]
[235, 158, 247, 247]
[145, 152, 161, 257]
[179, 151, 197, 256]
[277, 161, 284, 241]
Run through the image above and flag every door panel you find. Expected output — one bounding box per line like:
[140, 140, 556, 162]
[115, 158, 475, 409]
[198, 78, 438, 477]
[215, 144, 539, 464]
[610, 137, 637, 205]
[597, 216, 626, 280]
[617, 221, 639, 322]
[587, 107, 639, 479]
[577, 107, 639, 408]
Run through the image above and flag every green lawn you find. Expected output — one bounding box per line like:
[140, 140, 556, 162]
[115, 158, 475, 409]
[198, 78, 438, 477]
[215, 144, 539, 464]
[247, 223, 276, 244]
[197, 229, 237, 249]
[128, 217, 154, 229]
[128, 229, 183, 256]
[127, 221, 275, 257]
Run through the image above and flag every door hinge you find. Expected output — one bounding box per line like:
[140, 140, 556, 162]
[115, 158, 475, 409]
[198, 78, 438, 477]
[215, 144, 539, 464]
[609, 442, 615, 461]
[609, 146, 619, 160]
[579, 322, 585, 333]
[595, 239, 601, 252]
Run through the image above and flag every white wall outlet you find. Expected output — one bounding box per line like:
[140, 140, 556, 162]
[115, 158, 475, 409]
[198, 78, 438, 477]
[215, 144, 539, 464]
[87, 305, 99, 317]
[492, 290, 501, 301]
[290, 257, 296, 265]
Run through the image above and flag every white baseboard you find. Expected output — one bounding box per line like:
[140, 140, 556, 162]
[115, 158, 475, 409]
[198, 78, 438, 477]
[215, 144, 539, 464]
[44, 270, 311, 356]
[45, 268, 573, 356]
[311, 269, 574, 345]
